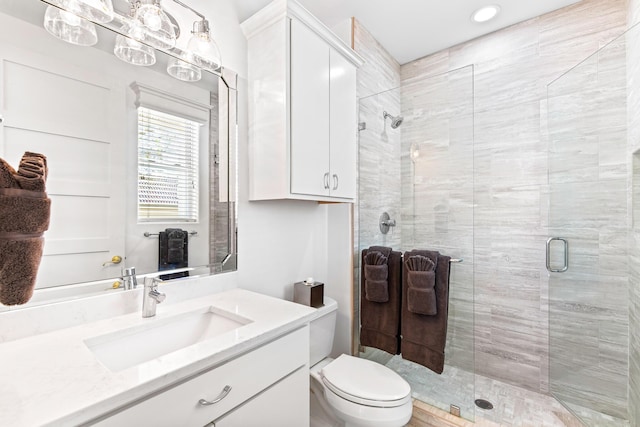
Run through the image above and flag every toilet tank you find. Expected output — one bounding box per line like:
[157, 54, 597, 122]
[309, 296, 338, 366]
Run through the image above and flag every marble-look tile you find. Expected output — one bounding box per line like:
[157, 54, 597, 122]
[353, 19, 400, 100]
[356, 0, 633, 422]
[401, 50, 451, 84]
[628, 3, 640, 424]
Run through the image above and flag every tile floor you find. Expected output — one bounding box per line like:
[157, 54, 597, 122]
[361, 348, 629, 427]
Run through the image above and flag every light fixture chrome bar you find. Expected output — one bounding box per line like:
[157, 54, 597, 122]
[171, 0, 205, 20]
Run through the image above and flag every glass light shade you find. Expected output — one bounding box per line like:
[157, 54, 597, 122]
[44, 5, 98, 47]
[167, 58, 201, 82]
[134, 1, 176, 49]
[187, 31, 222, 72]
[114, 34, 156, 66]
[50, 0, 114, 24]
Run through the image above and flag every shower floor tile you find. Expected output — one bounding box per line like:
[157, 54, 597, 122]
[361, 348, 629, 426]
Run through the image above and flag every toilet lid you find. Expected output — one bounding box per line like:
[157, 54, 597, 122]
[321, 354, 411, 408]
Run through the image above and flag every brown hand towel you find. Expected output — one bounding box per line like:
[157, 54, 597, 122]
[401, 250, 451, 374]
[368, 245, 392, 257]
[364, 251, 389, 302]
[365, 279, 389, 303]
[406, 255, 437, 315]
[0, 153, 50, 306]
[360, 246, 402, 354]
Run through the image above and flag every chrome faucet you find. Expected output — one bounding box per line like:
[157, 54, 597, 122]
[121, 267, 138, 290]
[142, 276, 166, 318]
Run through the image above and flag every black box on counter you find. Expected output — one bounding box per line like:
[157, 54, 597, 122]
[293, 280, 324, 308]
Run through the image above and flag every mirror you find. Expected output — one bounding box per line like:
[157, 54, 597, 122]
[0, 0, 238, 309]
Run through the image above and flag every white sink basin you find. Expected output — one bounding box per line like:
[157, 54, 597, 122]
[84, 307, 252, 372]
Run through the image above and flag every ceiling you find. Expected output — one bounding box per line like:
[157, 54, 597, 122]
[234, 0, 582, 65]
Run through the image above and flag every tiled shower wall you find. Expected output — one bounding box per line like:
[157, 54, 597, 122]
[400, 0, 627, 394]
[352, 19, 401, 350]
[627, 0, 640, 425]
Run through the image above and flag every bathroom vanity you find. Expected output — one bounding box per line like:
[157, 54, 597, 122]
[0, 288, 316, 426]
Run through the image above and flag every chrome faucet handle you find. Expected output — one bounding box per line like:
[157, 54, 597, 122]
[149, 288, 166, 303]
[142, 276, 166, 318]
[122, 267, 138, 290]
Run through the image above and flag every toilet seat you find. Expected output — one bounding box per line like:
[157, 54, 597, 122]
[320, 354, 411, 408]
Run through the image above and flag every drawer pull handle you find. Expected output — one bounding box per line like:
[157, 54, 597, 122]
[198, 385, 232, 406]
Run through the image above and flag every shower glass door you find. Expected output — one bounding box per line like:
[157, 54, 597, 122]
[546, 29, 629, 426]
[357, 65, 475, 421]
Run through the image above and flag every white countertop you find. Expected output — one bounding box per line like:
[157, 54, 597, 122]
[0, 289, 317, 427]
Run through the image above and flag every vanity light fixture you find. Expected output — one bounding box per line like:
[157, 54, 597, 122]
[471, 5, 500, 23]
[113, 6, 156, 66]
[42, 0, 222, 81]
[167, 57, 202, 81]
[132, 0, 177, 49]
[43, 5, 99, 46]
[186, 19, 222, 72]
[49, 0, 115, 23]
[114, 32, 156, 66]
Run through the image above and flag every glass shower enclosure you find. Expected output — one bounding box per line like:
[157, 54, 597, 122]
[546, 25, 631, 427]
[357, 65, 475, 421]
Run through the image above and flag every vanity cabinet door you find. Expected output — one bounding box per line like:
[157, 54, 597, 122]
[213, 367, 309, 427]
[290, 18, 331, 198]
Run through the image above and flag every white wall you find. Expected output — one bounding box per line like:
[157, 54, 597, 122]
[209, 1, 353, 356]
[208, 1, 348, 308]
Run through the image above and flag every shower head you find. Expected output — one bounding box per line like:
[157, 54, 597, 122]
[383, 111, 404, 129]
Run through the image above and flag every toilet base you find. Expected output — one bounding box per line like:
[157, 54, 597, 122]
[310, 384, 343, 427]
[324, 386, 413, 427]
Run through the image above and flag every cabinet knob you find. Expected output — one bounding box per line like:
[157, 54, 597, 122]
[323, 172, 330, 189]
[332, 174, 339, 190]
[198, 385, 232, 406]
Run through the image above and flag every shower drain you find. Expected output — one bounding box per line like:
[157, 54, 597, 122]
[475, 399, 494, 410]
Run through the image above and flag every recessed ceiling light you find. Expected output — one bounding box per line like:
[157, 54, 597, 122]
[471, 5, 501, 23]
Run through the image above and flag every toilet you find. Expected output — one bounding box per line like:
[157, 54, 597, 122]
[309, 297, 413, 427]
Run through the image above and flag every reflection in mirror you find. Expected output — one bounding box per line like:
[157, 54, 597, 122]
[0, 0, 238, 310]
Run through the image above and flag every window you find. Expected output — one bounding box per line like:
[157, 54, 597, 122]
[137, 106, 200, 222]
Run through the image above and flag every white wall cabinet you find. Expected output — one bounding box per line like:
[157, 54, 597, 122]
[242, 0, 363, 202]
[92, 326, 309, 427]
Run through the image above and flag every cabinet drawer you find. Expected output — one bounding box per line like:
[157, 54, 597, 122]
[213, 367, 309, 427]
[94, 326, 309, 427]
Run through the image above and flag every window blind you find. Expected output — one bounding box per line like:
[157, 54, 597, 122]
[137, 106, 200, 222]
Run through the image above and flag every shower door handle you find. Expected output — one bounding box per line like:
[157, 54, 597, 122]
[546, 237, 568, 273]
